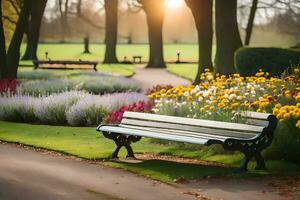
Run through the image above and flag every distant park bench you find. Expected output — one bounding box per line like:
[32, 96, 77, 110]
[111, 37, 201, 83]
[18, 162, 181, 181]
[132, 56, 142, 64]
[97, 111, 278, 172]
[33, 60, 98, 71]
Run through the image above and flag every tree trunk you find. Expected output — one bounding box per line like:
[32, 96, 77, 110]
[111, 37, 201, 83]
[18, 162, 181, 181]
[142, 0, 166, 68]
[244, 0, 258, 46]
[0, 0, 7, 78]
[22, 0, 47, 60]
[103, 0, 119, 63]
[185, 0, 213, 84]
[5, 0, 32, 78]
[215, 0, 242, 75]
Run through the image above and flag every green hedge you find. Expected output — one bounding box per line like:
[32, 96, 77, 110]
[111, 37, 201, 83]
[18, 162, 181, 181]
[235, 47, 300, 77]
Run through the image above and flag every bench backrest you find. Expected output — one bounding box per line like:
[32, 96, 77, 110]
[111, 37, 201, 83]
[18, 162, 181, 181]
[120, 111, 274, 139]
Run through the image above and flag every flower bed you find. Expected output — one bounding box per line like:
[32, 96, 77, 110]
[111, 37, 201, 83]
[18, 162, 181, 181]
[0, 91, 146, 126]
[148, 68, 300, 163]
[16, 71, 140, 95]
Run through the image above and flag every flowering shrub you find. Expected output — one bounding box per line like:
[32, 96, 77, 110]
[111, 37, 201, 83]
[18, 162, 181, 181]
[0, 78, 19, 94]
[16, 74, 140, 95]
[148, 67, 300, 163]
[66, 92, 147, 126]
[35, 91, 86, 124]
[0, 91, 146, 126]
[0, 94, 38, 122]
[145, 84, 173, 95]
[105, 101, 154, 124]
[148, 68, 300, 126]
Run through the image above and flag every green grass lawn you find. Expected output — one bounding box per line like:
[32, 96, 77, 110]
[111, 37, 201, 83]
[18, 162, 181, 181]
[0, 121, 299, 182]
[20, 43, 199, 63]
[167, 63, 198, 81]
[19, 43, 201, 78]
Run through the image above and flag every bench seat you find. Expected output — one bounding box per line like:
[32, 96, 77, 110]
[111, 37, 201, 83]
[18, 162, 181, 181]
[97, 111, 277, 172]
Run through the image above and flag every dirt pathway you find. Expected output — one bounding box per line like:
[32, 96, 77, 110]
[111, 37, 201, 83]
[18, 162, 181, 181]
[0, 143, 298, 200]
[131, 68, 191, 91]
[0, 144, 196, 200]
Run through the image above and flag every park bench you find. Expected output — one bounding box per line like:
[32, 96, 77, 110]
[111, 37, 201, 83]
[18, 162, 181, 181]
[97, 111, 278, 172]
[132, 56, 142, 64]
[33, 60, 98, 71]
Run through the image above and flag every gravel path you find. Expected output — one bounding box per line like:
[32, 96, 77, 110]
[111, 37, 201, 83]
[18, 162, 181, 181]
[0, 144, 195, 200]
[131, 68, 191, 91]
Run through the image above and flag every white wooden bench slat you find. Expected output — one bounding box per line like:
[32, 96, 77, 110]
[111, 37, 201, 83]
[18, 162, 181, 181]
[246, 119, 269, 127]
[120, 124, 254, 141]
[100, 126, 209, 145]
[123, 112, 265, 132]
[121, 119, 258, 138]
[240, 111, 271, 120]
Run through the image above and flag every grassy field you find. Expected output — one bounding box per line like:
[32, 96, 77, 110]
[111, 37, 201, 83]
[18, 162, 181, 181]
[166, 64, 198, 81]
[18, 64, 136, 77]
[20, 43, 199, 63]
[19, 43, 201, 78]
[0, 121, 299, 182]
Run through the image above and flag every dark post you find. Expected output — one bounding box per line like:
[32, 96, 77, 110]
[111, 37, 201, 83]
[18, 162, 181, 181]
[176, 51, 181, 63]
[83, 35, 91, 54]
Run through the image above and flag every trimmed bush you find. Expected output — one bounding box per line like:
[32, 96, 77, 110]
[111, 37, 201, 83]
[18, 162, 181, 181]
[235, 47, 300, 77]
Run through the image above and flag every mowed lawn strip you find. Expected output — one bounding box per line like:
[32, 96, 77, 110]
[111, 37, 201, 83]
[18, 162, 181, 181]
[0, 121, 299, 182]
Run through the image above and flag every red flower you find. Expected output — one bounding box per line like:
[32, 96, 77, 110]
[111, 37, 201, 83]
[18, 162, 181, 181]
[0, 78, 20, 94]
[105, 100, 154, 124]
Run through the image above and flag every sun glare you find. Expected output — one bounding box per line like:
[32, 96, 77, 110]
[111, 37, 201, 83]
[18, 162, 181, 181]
[166, 0, 183, 9]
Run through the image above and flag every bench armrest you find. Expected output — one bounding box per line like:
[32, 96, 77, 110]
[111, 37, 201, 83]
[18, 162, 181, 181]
[96, 123, 120, 131]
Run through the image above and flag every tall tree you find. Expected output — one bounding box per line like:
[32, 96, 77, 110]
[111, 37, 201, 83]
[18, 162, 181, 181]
[138, 0, 166, 68]
[5, 0, 32, 78]
[22, 0, 47, 60]
[215, 0, 242, 75]
[0, 0, 7, 78]
[244, 0, 258, 45]
[103, 0, 119, 63]
[185, 0, 213, 84]
[58, 0, 69, 42]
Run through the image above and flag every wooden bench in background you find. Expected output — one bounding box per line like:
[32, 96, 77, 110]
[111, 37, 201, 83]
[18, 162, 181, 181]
[97, 111, 278, 172]
[132, 56, 142, 64]
[33, 60, 98, 71]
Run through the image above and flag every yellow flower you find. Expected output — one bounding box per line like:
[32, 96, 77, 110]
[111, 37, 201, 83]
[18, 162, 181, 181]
[296, 120, 300, 129]
[199, 108, 205, 112]
[232, 102, 239, 108]
[283, 113, 290, 120]
[218, 102, 225, 108]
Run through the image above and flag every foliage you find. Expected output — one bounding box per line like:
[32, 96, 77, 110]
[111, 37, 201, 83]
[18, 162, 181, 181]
[16, 73, 141, 95]
[235, 47, 300, 77]
[35, 91, 86, 125]
[66, 92, 147, 126]
[0, 91, 146, 126]
[148, 68, 300, 163]
[0, 78, 19, 93]
[145, 84, 173, 95]
[105, 101, 154, 124]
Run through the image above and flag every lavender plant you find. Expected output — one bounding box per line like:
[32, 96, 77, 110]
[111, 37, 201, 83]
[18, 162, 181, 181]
[66, 92, 147, 126]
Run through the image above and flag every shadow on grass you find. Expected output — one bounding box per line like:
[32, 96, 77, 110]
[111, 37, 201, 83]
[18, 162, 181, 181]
[106, 159, 236, 182]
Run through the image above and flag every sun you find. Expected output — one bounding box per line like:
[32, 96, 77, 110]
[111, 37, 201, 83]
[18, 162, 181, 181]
[166, 0, 183, 9]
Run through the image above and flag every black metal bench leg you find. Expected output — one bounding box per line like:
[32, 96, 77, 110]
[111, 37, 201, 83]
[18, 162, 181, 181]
[254, 151, 267, 170]
[125, 144, 135, 158]
[238, 154, 251, 172]
[112, 144, 122, 159]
